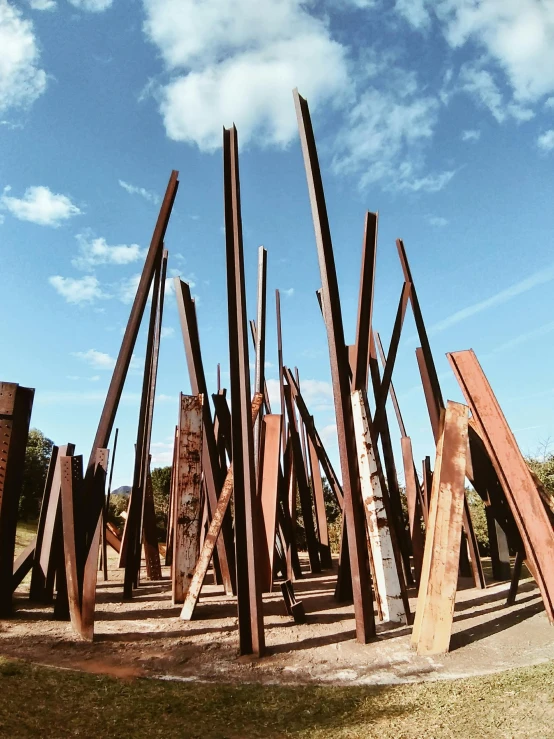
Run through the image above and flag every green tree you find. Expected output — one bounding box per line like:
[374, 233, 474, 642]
[19, 429, 54, 521]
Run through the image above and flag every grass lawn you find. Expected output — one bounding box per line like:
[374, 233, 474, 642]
[0, 657, 553, 738]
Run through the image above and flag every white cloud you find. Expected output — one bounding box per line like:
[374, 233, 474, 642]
[493, 320, 554, 353]
[161, 326, 175, 339]
[297, 378, 334, 411]
[545, 97, 554, 109]
[461, 129, 481, 142]
[394, 0, 431, 30]
[72, 349, 115, 370]
[67, 0, 113, 11]
[0, 2, 47, 114]
[119, 179, 160, 205]
[72, 232, 144, 270]
[333, 81, 453, 192]
[1, 185, 81, 226]
[118, 273, 141, 304]
[27, 0, 57, 9]
[460, 64, 533, 123]
[537, 129, 554, 152]
[429, 262, 554, 335]
[49, 274, 107, 304]
[282, 287, 294, 298]
[427, 215, 448, 227]
[143, 0, 350, 151]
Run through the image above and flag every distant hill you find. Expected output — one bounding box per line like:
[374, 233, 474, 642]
[111, 485, 131, 497]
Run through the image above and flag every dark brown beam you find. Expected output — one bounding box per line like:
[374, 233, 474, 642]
[352, 212, 378, 392]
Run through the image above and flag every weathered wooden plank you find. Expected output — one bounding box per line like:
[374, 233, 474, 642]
[412, 401, 468, 656]
[173, 394, 203, 605]
[352, 390, 408, 624]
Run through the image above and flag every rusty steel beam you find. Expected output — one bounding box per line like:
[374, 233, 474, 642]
[12, 540, 35, 591]
[88, 171, 178, 469]
[249, 321, 272, 416]
[102, 427, 118, 581]
[223, 125, 265, 656]
[412, 401, 469, 655]
[276, 290, 287, 453]
[307, 434, 332, 569]
[422, 456, 432, 514]
[352, 390, 409, 623]
[401, 437, 424, 585]
[173, 394, 203, 604]
[352, 212, 378, 392]
[175, 278, 235, 594]
[181, 394, 263, 621]
[294, 89, 375, 642]
[397, 238, 444, 416]
[81, 448, 109, 640]
[375, 332, 406, 437]
[60, 455, 84, 635]
[122, 249, 165, 597]
[448, 349, 554, 622]
[143, 468, 162, 580]
[29, 444, 60, 600]
[284, 383, 321, 574]
[258, 414, 282, 591]
[372, 282, 410, 439]
[284, 368, 343, 509]
[254, 247, 268, 464]
[165, 425, 178, 567]
[0, 382, 34, 615]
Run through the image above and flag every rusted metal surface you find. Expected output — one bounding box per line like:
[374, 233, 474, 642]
[165, 425, 178, 567]
[307, 434, 332, 569]
[462, 496, 486, 589]
[276, 290, 287, 452]
[224, 125, 265, 656]
[175, 277, 235, 594]
[352, 212, 378, 392]
[29, 444, 61, 600]
[122, 248, 165, 597]
[352, 389, 408, 623]
[412, 401, 469, 656]
[284, 383, 321, 574]
[12, 540, 35, 591]
[102, 427, 118, 580]
[81, 448, 108, 640]
[486, 506, 511, 580]
[375, 332, 406, 437]
[401, 437, 424, 585]
[372, 282, 410, 439]
[422, 456, 432, 515]
[397, 238, 444, 418]
[88, 172, 178, 470]
[506, 551, 525, 606]
[60, 455, 84, 635]
[258, 414, 282, 591]
[173, 394, 203, 604]
[448, 349, 554, 622]
[181, 394, 263, 621]
[284, 368, 343, 510]
[0, 382, 34, 615]
[143, 469, 162, 580]
[254, 246, 268, 464]
[294, 89, 374, 643]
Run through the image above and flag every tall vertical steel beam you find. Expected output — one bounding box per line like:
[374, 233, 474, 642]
[223, 125, 265, 656]
[175, 278, 235, 594]
[0, 382, 34, 615]
[254, 247, 268, 464]
[276, 290, 287, 453]
[88, 171, 178, 469]
[122, 251, 164, 597]
[352, 213, 378, 392]
[294, 89, 375, 642]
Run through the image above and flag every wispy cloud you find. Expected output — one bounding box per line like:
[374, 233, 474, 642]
[119, 179, 160, 205]
[493, 320, 554, 354]
[49, 275, 108, 304]
[72, 348, 141, 371]
[427, 215, 448, 227]
[72, 232, 144, 270]
[161, 326, 175, 339]
[461, 129, 481, 142]
[537, 130, 554, 152]
[1, 185, 81, 227]
[429, 263, 554, 336]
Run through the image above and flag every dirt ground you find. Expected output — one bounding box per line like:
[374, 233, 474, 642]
[3, 554, 553, 686]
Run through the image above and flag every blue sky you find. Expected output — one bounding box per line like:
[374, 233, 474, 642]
[1, 0, 554, 489]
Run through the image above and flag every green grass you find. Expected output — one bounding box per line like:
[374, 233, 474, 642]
[0, 656, 553, 738]
[14, 521, 37, 557]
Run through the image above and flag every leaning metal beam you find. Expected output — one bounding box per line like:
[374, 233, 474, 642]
[448, 349, 554, 622]
[352, 212, 378, 392]
[258, 414, 282, 591]
[412, 401, 468, 656]
[224, 125, 265, 656]
[175, 278, 235, 594]
[294, 89, 375, 642]
[88, 171, 178, 469]
[254, 246, 268, 463]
